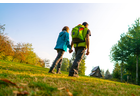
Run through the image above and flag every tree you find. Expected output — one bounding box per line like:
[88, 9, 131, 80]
[110, 33, 130, 82]
[79, 59, 86, 75]
[0, 24, 14, 60]
[23, 43, 36, 65]
[112, 62, 121, 79]
[61, 58, 69, 71]
[105, 69, 112, 79]
[0, 24, 5, 34]
[13, 43, 29, 63]
[124, 55, 136, 83]
[0, 24, 45, 67]
[110, 18, 140, 84]
[127, 18, 140, 84]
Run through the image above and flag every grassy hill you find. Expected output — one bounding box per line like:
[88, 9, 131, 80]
[0, 60, 140, 96]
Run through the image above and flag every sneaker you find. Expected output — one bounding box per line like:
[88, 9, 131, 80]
[48, 71, 56, 74]
[56, 72, 62, 74]
[69, 74, 79, 78]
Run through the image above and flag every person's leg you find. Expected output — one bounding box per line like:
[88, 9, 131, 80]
[69, 47, 85, 76]
[49, 49, 64, 73]
[56, 58, 63, 74]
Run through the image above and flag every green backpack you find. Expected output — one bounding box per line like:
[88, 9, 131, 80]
[72, 24, 88, 48]
[72, 24, 87, 43]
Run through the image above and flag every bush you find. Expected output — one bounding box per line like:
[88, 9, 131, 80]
[4, 56, 13, 62]
[0, 52, 5, 60]
[13, 58, 20, 63]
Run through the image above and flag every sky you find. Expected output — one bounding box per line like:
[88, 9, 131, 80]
[1, 2, 140, 75]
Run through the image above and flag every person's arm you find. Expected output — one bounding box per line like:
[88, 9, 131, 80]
[86, 34, 90, 55]
[69, 40, 73, 53]
[66, 34, 71, 50]
[70, 31, 74, 50]
[65, 33, 73, 53]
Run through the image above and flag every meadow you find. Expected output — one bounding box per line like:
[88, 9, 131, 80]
[0, 60, 140, 96]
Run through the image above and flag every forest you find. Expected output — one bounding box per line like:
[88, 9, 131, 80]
[110, 18, 140, 85]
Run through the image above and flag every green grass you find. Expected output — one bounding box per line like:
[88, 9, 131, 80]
[0, 59, 140, 96]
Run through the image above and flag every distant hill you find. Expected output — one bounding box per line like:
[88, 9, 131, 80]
[0, 60, 140, 96]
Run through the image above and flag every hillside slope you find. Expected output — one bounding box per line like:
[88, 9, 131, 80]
[0, 60, 140, 96]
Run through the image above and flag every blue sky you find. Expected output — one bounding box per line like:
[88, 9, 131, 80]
[1, 3, 140, 75]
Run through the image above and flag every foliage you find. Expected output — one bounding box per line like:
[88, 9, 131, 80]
[4, 56, 13, 62]
[110, 18, 140, 84]
[105, 69, 112, 79]
[112, 62, 121, 79]
[61, 58, 69, 71]
[0, 29, 14, 58]
[0, 24, 44, 67]
[78, 59, 86, 75]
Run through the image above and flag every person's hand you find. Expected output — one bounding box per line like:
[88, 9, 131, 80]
[86, 49, 90, 55]
[69, 49, 73, 53]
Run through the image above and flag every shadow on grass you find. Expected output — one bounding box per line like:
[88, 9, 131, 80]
[29, 81, 57, 96]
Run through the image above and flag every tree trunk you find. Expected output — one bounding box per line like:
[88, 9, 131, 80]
[121, 60, 123, 82]
[136, 55, 138, 84]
